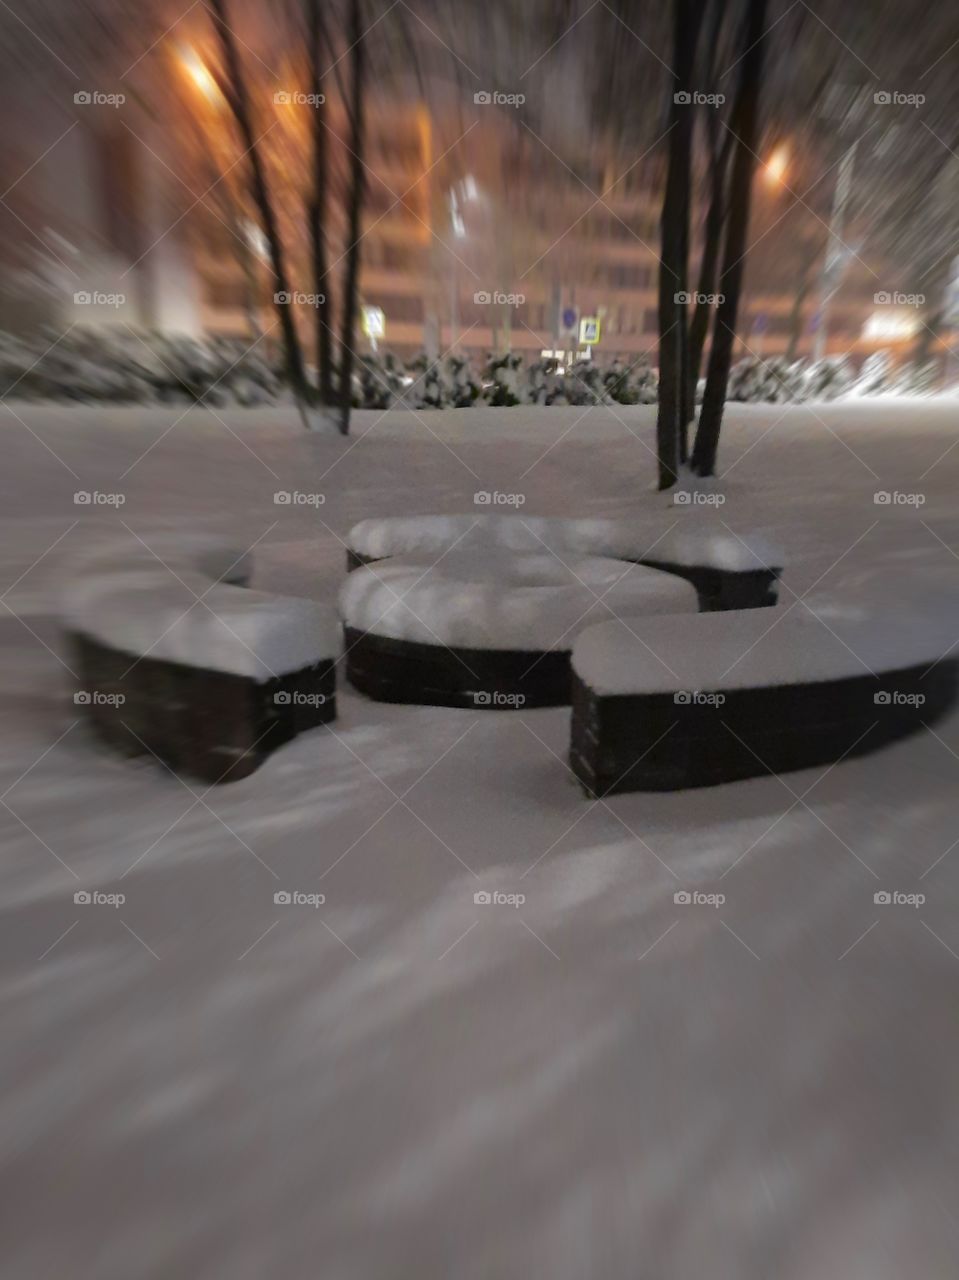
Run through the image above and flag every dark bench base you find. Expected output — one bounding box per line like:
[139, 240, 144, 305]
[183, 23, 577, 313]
[637, 559, 780, 611]
[345, 627, 569, 708]
[570, 661, 957, 795]
[346, 549, 377, 572]
[72, 633, 336, 784]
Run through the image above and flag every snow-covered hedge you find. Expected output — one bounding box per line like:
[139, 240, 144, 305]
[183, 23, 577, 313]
[0, 327, 939, 407]
[0, 329, 282, 405]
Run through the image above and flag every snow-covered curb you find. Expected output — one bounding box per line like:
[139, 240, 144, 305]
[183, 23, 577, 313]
[346, 513, 783, 576]
[340, 552, 697, 652]
[64, 542, 340, 680]
[572, 601, 953, 696]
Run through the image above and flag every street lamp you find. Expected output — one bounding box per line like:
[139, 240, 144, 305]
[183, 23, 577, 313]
[764, 144, 789, 186]
[178, 45, 223, 106]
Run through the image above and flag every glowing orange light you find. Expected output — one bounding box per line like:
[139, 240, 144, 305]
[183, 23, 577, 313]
[179, 46, 222, 105]
[764, 145, 789, 185]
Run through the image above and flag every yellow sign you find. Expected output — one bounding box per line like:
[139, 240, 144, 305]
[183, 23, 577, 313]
[579, 316, 601, 345]
[362, 306, 385, 340]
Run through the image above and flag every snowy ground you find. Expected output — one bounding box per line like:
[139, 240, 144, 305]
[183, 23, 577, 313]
[3, 398, 959, 1278]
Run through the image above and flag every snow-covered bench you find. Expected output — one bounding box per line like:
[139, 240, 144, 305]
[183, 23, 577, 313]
[340, 551, 696, 708]
[345, 515, 782, 611]
[569, 606, 958, 794]
[64, 542, 339, 783]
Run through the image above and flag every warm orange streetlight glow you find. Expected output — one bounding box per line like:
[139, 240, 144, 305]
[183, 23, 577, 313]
[764, 144, 789, 186]
[179, 45, 222, 105]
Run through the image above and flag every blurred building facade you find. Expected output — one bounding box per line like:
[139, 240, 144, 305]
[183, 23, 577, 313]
[0, 84, 939, 372]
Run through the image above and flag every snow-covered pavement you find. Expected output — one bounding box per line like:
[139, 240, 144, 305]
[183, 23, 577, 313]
[3, 398, 959, 1278]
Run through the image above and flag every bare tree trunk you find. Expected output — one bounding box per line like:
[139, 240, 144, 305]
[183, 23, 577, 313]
[691, 0, 769, 476]
[337, 0, 366, 435]
[655, 0, 702, 488]
[785, 243, 817, 362]
[208, 0, 313, 424]
[686, 126, 733, 426]
[308, 0, 335, 404]
[913, 300, 943, 373]
[682, 0, 730, 451]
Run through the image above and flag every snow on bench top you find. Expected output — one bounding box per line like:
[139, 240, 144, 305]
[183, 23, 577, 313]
[64, 560, 339, 679]
[347, 513, 783, 571]
[339, 551, 697, 651]
[572, 599, 953, 696]
[70, 537, 254, 587]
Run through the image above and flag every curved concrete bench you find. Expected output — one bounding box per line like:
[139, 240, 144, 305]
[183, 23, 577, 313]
[570, 605, 958, 794]
[64, 541, 339, 783]
[340, 552, 697, 708]
[345, 514, 782, 611]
